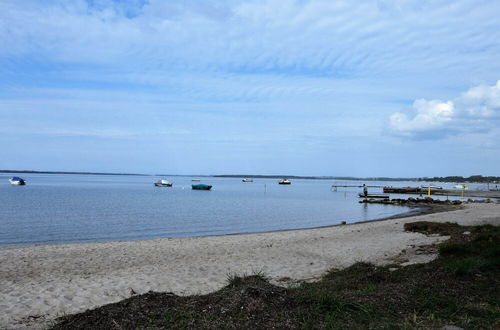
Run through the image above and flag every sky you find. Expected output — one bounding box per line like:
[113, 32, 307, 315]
[1, 0, 499, 177]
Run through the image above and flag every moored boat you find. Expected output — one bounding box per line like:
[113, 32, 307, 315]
[242, 178, 253, 182]
[278, 178, 291, 185]
[154, 179, 172, 187]
[9, 176, 26, 185]
[192, 184, 212, 190]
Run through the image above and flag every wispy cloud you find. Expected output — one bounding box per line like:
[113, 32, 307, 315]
[1, 0, 500, 174]
[2, 0, 499, 77]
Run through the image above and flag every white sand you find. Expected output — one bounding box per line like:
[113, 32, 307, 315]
[1, 203, 499, 329]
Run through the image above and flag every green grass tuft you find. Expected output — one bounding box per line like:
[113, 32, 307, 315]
[226, 272, 246, 287]
[161, 311, 194, 328]
[439, 243, 470, 256]
[444, 257, 488, 276]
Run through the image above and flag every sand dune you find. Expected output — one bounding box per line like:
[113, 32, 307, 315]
[1, 203, 499, 329]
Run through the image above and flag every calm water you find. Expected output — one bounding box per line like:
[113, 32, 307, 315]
[0, 173, 442, 246]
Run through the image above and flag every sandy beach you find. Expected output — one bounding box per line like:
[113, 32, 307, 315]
[1, 203, 499, 329]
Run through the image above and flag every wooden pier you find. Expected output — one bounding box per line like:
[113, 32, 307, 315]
[330, 184, 383, 191]
[383, 187, 422, 194]
[330, 184, 500, 199]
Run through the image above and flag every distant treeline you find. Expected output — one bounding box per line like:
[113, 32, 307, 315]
[2, 171, 498, 182]
[214, 174, 336, 179]
[215, 175, 416, 181]
[0, 170, 148, 176]
[216, 174, 500, 183]
[418, 175, 500, 183]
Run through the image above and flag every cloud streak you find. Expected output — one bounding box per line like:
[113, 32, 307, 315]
[1, 0, 500, 174]
[2, 0, 500, 77]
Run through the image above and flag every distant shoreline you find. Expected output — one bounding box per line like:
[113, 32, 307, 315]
[0, 170, 149, 176]
[215, 174, 500, 183]
[1, 171, 408, 180]
[1, 170, 499, 183]
[214, 174, 418, 181]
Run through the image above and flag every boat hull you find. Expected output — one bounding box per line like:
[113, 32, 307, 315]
[9, 181, 26, 185]
[9, 178, 26, 185]
[192, 184, 212, 190]
[154, 183, 172, 187]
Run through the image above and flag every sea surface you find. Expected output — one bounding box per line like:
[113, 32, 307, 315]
[0, 174, 475, 246]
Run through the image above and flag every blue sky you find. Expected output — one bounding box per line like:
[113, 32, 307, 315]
[1, 0, 499, 176]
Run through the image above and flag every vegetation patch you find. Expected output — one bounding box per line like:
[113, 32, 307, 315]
[404, 221, 461, 236]
[52, 223, 500, 329]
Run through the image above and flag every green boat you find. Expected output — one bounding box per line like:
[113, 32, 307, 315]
[192, 184, 212, 190]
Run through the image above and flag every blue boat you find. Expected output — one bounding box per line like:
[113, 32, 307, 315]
[9, 176, 26, 185]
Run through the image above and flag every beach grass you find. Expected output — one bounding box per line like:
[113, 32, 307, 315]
[51, 222, 499, 329]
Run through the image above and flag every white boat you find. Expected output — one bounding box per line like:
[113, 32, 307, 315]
[454, 184, 469, 190]
[191, 179, 201, 182]
[242, 178, 253, 182]
[278, 178, 291, 185]
[154, 179, 172, 187]
[9, 176, 26, 185]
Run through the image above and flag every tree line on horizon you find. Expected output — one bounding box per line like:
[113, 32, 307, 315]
[1, 170, 498, 183]
[419, 175, 500, 183]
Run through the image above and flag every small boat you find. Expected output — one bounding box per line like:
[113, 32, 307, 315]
[242, 178, 253, 182]
[9, 176, 26, 185]
[192, 179, 201, 182]
[192, 184, 212, 190]
[154, 179, 172, 187]
[278, 178, 291, 185]
[454, 184, 469, 190]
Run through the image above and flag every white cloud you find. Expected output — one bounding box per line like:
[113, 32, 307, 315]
[389, 80, 500, 139]
[390, 99, 454, 133]
[459, 80, 500, 118]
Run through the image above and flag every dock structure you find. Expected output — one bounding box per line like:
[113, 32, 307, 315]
[432, 189, 500, 198]
[383, 187, 422, 194]
[330, 184, 383, 191]
[331, 184, 500, 199]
